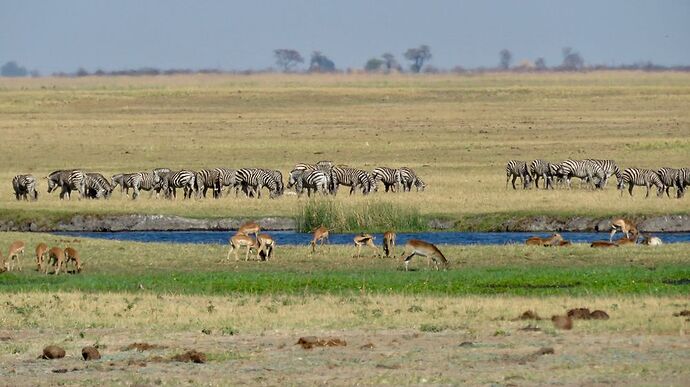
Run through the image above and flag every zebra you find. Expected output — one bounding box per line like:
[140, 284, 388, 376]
[12, 174, 38, 201]
[235, 168, 281, 198]
[676, 168, 690, 198]
[549, 162, 566, 188]
[84, 173, 113, 199]
[130, 171, 161, 199]
[395, 167, 426, 192]
[293, 161, 334, 192]
[557, 159, 605, 189]
[287, 169, 329, 197]
[111, 173, 140, 197]
[331, 166, 372, 195]
[371, 166, 399, 192]
[214, 167, 237, 197]
[259, 168, 285, 195]
[585, 159, 621, 189]
[47, 170, 86, 200]
[195, 169, 221, 199]
[505, 160, 532, 190]
[529, 160, 554, 190]
[162, 170, 196, 199]
[656, 167, 682, 198]
[617, 168, 664, 197]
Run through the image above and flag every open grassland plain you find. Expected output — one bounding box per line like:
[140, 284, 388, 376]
[1, 72, 689, 230]
[0, 232, 688, 383]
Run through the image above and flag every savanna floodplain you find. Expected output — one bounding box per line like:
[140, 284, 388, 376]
[1, 73, 689, 384]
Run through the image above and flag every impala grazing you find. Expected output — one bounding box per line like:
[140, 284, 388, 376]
[400, 239, 449, 271]
[610, 218, 637, 242]
[227, 233, 258, 261]
[6, 240, 26, 272]
[383, 231, 396, 258]
[35, 243, 49, 271]
[45, 247, 66, 275]
[63, 247, 83, 273]
[353, 233, 380, 258]
[310, 226, 329, 253]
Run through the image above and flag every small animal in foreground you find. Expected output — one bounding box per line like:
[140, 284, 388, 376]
[400, 239, 449, 271]
[63, 247, 83, 273]
[237, 222, 260, 238]
[256, 233, 276, 260]
[6, 240, 26, 271]
[353, 233, 380, 258]
[641, 235, 663, 246]
[35, 243, 49, 271]
[227, 233, 258, 261]
[310, 226, 329, 253]
[45, 247, 65, 275]
[525, 233, 564, 246]
[383, 231, 396, 257]
[610, 218, 637, 242]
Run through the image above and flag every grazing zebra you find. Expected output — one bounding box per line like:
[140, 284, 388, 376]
[84, 173, 113, 199]
[529, 160, 554, 190]
[12, 174, 38, 201]
[162, 170, 196, 199]
[557, 159, 605, 189]
[47, 170, 86, 200]
[617, 168, 664, 197]
[676, 168, 690, 198]
[130, 171, 161, 199]
[111, 173, 139, 197]
[371, 167, 399, 192]
[549, 162, 566, 188]
[259, 169, 285, 195]
[505, 160, 532, 190]
[331, 166, 372, 195]
[294, 161, 334, 192]
[287, 169, 328, 197]
[395, 167, 426, 192]
[656, 168, 682, 198]
[235, 168, 281, 198]
[585, 159, 621, 189]
[195, 169, 221, 199]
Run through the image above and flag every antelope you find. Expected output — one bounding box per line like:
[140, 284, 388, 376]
[237, 222, 260, 239]
[6, 240, 26, 271]
[615, 230, 639, 246]
[310, 226, 329, 253]
[227, 233, 258, 261]
[45, 247, 65, 275]
[641, 235, 663, 246]
[35, 243, 49, 271]
[590, 241, 618, 248]
[525, 233, 564, 246]
[256, 233, 276, 261]
[353, 233, 380, 258]
[610, 218, 637, 242]
[383, 231, 396, 257]
[63, 247, 83, 273]
[400, 239, 449, 271]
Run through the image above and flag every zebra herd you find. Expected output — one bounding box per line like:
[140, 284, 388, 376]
[506, 159, 690, 198]
[10, 162, 426, 201]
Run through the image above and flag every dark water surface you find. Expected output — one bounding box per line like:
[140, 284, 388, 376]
[54, 231, 690, 246]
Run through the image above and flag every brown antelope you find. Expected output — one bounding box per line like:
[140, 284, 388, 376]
[257, 233, 276, 261]
[35, 243, 49, 271]
[45, 247, 65, 275]
[227, 233, 258, 261]
[383, 231, 396, 257]
[591, 241, 618, 248]
[556, 240, 572, 246]
[610, 218, 637, 242]
[237, 222, 260, 238]
[63, 247, 83, 273]
[400, 239, 449, 271]
[641, 234, 663, 246]
[525, 233, 564, 246]
[310, 226, 329, 253]
[615, 230, 639, 246]
[353, 233, 380, 258]
[6, 240, 26, 271]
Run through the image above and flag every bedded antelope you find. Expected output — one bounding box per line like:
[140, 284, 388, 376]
[590, 241, 618, 248]
[525, 233, 564, 246]
[383, 231, 396, 258]
[237, 222, 261, 239]
[257, 233, 276, 261]
[609, 218, 637, 242]
[35, 243, 49, 271]
[400, 239, 449, 271]
[63, 247, 83, 273]
[353, 233, 380, 258]
[615, 230, 639, 246]
[45, 247, 65, 275]
[642, 235, 663, 246]
[310, 226, 329, 253]
[6, 240, 25, 271]
[227, 233, 258, 261]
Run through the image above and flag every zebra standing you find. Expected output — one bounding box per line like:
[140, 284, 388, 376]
[130, 171, 161, 200]
[549, 162, 566, 188]
[618, 168, 664, 197]
[235, 168, 281, 198]
[111, 173, 140, 197]
[162, 170, 196, 199]
[505, 160, 532, 190]
[12, 174, 38, 201]
[331, 166, 372, 195]
[259, 169, 285, 195]
[395, 167, 426, 192]
[585, 159, 621, 189]
[529, 159, 554, 190]
[557, 159, 605, 189]
[676, 168, 690, 198]
[371, 166, 399, 192]
[294, 161, 334, 193]
[47, 170, 86, 200]
[84, 172, 113, 199]
[287, 169, 329, 197]
[195, 169, 221, 199]
[656, 167, 682, 198]
[214, 167, 237, 197]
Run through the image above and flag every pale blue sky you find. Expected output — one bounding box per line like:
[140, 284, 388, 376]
[2, 0, 688, 73]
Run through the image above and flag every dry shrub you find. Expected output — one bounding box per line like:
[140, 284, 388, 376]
[296, 336, 347, 349]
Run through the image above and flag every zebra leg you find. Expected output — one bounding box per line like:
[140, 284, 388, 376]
[645, 184, 650, 198]
[628, 183, 634, 196]
[534, 175, 540, 189]
[511, 175, 518, 190]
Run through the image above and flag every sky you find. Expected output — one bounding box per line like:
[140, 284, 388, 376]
[2, 0, 689, 74]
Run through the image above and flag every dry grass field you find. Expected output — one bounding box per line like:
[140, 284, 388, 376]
[1, 72, 689, 225]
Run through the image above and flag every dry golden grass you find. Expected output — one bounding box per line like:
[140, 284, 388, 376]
[1, 72, 689, 222]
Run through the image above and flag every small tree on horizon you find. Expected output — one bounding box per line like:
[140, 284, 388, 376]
[561, 47, 584, 71]
[1, 61, 28, 77]
[535, 57, 547, 71]
[273, 49, 304, 72]
[404, 45, 432, 73]
[309, 51, 336, 72]
[499, 49, 512, 70]
[364, 58, 385, 72]
[381, 53, 401, 72]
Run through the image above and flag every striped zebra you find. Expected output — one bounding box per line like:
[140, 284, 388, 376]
[529, 160, 554, 190]
[395, 167, 426, 192]
[287, 169, 329, 197]
[84, 173, 113, 199]
[195, 169, 221, 199]
[505, 160, 532, 190]
[371, 167, 399, 192]
[213, 168, 237, 197]
[162, 170, 196, 199]
[12, 174, 38, 201]
[557, 159, 605, 189]
[293, 161, 334, 192]
[130, 171, 161, 199]
[676, 168, 690, 198]
[47, 170, 86, 200]
[585, 159, 621, 189]
[656, 167, 682, 198]
[549, 162, 566, 188]
[259, 169, 285, 195]
[617, 168, 664, 197]
[331, 166, 372, 195]
[235, 168, 281, 198]
[111, 173, 139, 197]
